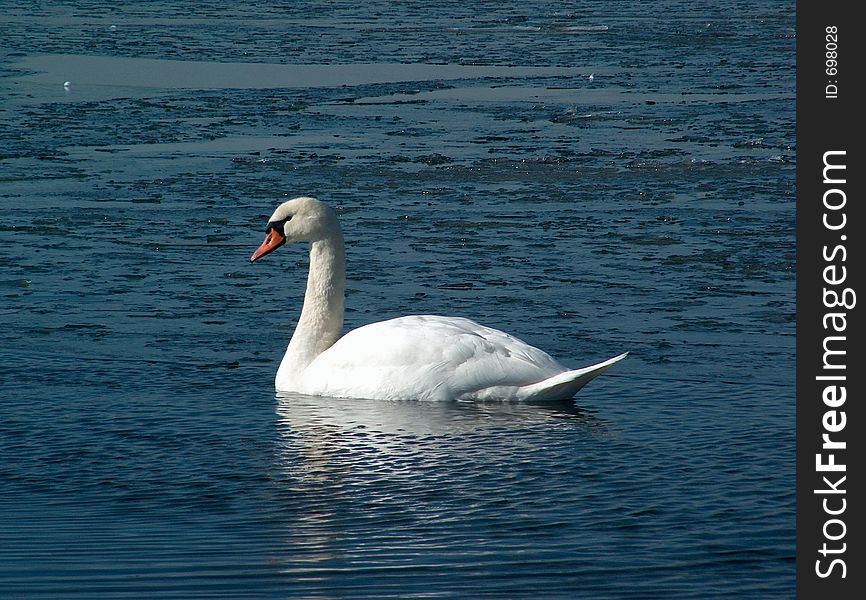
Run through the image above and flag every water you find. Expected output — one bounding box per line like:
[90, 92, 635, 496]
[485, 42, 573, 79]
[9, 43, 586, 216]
[1, 2, 795, 597]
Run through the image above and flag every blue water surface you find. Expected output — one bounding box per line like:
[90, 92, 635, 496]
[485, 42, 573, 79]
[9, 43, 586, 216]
[1, 2, 795, 598]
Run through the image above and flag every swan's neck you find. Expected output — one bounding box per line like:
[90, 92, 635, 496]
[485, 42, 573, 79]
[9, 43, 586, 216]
[280, 230, 346, 379]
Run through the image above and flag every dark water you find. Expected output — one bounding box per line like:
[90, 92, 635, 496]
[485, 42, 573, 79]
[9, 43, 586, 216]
[1, 2, 795, 598]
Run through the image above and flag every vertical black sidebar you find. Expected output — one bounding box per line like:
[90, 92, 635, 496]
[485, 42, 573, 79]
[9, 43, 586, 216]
[796, 0, 863, 597]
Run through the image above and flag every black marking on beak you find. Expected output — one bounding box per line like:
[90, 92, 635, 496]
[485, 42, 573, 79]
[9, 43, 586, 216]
[266, 217, 291, 232]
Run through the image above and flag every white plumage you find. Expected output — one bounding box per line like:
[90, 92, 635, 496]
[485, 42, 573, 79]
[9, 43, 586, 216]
[251, 197, 626, 401]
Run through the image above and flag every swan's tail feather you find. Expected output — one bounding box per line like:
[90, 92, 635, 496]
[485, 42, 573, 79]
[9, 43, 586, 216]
[518, 352, 628, 402]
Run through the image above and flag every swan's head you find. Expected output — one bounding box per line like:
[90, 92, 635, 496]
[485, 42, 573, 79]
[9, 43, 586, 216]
[250, 196, 339, 262]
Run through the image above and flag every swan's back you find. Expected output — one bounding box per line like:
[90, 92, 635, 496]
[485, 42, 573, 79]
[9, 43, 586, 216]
[285, 315, 620, 401]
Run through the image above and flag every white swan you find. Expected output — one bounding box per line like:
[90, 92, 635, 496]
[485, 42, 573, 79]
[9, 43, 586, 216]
[250, 197, 626, 401]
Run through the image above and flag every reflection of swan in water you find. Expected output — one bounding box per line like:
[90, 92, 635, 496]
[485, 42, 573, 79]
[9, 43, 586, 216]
[270, 393, 607, 579]
[251, 197, 626, 401]
[277, 392, 596, 432]
[275, 391, 602, 457]
[273, 391, 604, 503]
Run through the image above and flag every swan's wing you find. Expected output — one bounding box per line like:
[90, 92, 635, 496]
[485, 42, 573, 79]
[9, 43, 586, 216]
[301, 315, 568, 400]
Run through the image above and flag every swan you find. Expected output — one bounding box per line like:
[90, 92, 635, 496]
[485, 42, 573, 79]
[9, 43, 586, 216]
[250, 197, 626, 401]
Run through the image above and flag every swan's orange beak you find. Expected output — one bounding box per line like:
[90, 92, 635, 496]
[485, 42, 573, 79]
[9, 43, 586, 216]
[250, 227, 286, 262]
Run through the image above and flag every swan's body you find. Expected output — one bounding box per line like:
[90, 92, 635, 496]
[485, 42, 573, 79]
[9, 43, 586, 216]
[251, 197, 626, 401]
